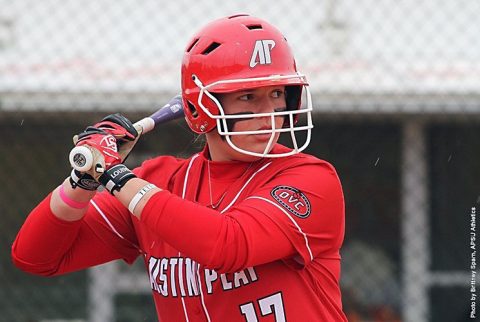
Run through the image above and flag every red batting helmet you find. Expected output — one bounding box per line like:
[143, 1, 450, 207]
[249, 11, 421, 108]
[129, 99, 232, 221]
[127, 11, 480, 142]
[181, 14, 313, 158]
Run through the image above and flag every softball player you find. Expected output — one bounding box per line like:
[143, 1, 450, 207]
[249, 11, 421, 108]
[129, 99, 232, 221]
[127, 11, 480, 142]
[12, 14, 347, 321]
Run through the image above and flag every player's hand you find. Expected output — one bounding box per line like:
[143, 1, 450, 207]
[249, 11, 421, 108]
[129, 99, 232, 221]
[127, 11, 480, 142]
[71, 128, 137, 194]
[74, 127, 122, 179]
[90, 113, 140, 162]
[74, 113, 140, 162]
[71, 114, 140, 179]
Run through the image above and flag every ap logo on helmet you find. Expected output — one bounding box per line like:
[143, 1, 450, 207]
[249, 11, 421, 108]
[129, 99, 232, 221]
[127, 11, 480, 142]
[250, 40, 276, 68]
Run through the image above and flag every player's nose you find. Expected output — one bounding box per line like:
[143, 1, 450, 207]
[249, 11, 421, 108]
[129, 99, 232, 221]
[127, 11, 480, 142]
[258, 95, 278, 113]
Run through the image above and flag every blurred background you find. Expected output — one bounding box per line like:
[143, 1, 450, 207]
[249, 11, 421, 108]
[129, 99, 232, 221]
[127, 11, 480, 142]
[1, 0, 479, 321]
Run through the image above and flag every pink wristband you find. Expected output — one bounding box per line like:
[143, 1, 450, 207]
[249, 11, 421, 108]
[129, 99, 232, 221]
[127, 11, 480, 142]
[58, 184, 90, 209]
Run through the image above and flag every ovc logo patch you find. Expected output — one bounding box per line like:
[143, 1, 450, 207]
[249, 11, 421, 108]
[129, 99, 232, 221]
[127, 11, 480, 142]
[271, 186, 311, 218]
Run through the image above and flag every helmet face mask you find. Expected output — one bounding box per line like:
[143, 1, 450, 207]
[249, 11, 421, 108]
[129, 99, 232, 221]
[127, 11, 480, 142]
[181, 14, 313, 158]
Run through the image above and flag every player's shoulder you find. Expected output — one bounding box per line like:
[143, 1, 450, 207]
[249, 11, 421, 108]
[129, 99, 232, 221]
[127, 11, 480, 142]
[294, 151, 338, 174]
[140, 154, 187, 170]
[269, 145, 338, 175]
[133, 154, 191, 183]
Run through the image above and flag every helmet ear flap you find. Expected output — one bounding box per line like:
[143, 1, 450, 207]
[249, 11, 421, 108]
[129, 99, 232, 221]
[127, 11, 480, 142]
[182, 89, 221, 133]
[285, 85, 302, 110]
[186, 100, 199, 118]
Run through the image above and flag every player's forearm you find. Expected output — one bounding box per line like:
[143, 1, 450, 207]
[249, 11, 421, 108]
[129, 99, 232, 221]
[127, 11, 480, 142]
[112, 177, 162, 217]
[111, 177, 247, 271]
[50, 179, 96, 221]
[110, 177, 297, 273]
[113, 179, 230, 267]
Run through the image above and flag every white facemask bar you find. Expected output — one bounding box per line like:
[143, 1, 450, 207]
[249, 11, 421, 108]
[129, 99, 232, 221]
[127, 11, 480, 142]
[192, 74, 313, 158]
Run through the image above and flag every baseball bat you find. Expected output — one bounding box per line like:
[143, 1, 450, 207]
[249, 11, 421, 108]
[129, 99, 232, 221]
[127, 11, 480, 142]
[69, 94, 184, 172]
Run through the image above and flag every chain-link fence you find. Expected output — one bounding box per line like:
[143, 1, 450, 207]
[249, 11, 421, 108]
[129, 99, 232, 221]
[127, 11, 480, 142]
[1, 1, 479, 321]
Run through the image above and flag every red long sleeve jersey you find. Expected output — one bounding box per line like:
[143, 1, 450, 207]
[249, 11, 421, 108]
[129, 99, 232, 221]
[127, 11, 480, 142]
[12, 145, 347, 322]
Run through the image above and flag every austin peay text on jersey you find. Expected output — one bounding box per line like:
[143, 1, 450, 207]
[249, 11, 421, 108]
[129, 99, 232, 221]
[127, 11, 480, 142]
[147, 255, 259, 297]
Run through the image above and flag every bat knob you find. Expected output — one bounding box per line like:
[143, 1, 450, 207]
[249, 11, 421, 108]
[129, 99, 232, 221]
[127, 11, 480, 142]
[69, 146, 94, 172]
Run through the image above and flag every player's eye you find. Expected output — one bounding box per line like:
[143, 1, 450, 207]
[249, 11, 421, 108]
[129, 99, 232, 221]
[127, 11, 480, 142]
[238, 93, 254, 101]
[271, 89, 285, 98]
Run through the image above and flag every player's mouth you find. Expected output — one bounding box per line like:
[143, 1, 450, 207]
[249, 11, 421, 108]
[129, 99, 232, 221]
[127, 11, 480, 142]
[252, 127, 276, 142]
[254, 134, 274, 142]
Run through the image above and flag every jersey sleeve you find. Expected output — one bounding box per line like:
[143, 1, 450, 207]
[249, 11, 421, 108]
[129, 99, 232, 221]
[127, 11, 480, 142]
[139, 160, 344, 272]
[84, 189, 141, 264]
[237, 161, 345, 266]
[82, 158, 180, 264]
[11, 192, 138, 276]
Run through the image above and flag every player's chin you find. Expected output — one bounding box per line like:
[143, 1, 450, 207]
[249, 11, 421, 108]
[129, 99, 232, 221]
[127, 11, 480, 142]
[245, 136, 279, 156]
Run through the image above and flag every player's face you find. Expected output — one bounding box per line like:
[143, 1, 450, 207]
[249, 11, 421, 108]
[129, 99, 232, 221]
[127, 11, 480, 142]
[206, 86, 287, 162]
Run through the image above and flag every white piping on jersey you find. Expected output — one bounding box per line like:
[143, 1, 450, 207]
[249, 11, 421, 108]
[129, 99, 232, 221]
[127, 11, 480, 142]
[179, 288, 190, 322]
[89, 153, 207, 322]
[90, 155, 203, 249]
[91, 200, 129, 243]
[178, 248, 191, 322]
[177, 249, 190, 321]
[176, 253, 189, 322]
[197, 262, 212, 322]
[178, 155, 272, 321]
[179, 153, 197, 322]
[183, 153, 200, 199]
[220, 161, 272, 214]
[181, 153, 212, 322]
[247, 196, 314, 262]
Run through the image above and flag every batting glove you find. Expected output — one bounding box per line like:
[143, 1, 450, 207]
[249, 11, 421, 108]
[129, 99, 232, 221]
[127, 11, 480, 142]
[92, 113, 140, 162]
[69, 169, 100, 191]
[74, 127, 122, 179]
